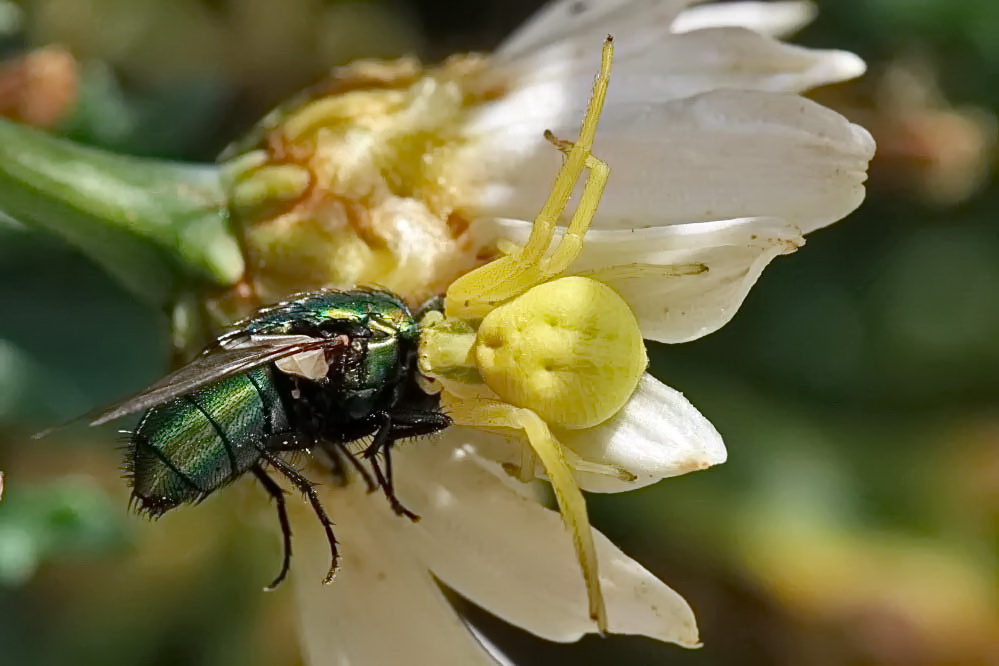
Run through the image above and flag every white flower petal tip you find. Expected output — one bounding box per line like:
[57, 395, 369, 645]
[672, 1, 818, 38]
[559, 374, 727, 493]
[473, 216, 805, 343]
[812, 48, 866, 83]
[397, 441, 701, 647]
[683, 28, 868, 91]
[576, 218, 806, 342]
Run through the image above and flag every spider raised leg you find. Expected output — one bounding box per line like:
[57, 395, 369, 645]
[444, 37, 614, 320]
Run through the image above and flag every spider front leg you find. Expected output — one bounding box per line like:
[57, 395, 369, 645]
[537, 136, 610, 279]
[445, 37, 615, 320]
[443, 394, 609, 634]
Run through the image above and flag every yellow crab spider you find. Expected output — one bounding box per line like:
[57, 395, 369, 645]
[418, 37, 648, 634]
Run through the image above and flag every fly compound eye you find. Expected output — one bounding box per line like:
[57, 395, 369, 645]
[473, 276, 647, 430]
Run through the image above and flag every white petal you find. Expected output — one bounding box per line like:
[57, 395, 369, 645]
[559, 374, 727, 492]
[614, 27, 866, 97]
[467, 90, 874, 235]
[489, 28, 864, 117]
[472, 216, 803, 343]
[394, 439, 701, 646]
[293, 482, 501, 666]
[496, 0, 693, 64]
[475, 18, 865, 152]
[671, 1, 817, 37]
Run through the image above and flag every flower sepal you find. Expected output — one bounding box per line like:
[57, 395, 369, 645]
[0, 118, 243, 306]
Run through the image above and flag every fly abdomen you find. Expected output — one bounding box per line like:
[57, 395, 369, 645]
[129, 367, 290, 516]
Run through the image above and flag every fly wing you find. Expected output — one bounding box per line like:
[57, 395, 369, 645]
[34, 335, 348, 437]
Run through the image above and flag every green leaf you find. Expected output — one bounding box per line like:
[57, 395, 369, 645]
[0, 119, 244, 305]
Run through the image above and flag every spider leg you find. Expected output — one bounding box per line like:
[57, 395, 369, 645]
[443, 37, 615, 319]
[538, 142, 609, 278]
[519, 37, 613, 269]
[443, 396, 608, 634]
[507, 444, 636, 484]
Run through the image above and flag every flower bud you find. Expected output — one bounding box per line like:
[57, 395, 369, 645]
[218, 56, 499, 314]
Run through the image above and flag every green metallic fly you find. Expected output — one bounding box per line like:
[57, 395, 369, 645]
[39, 288, 451, 589]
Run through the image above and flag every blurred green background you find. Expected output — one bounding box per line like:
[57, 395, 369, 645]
[0, 1, 997, 664]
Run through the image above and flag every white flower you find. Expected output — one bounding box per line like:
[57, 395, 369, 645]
[445, 4, 873, 342]
[284, 1, 874, 664]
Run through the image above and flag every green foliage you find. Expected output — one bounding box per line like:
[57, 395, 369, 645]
[0, 120, 243, 306]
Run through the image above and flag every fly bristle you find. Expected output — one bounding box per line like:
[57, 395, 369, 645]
[119, 431, 145, 488]
[120, 468, 136, 486]
[282, 449, 308, 468]
[129, 492, 176, 520]
[344, 436, 372, 457]
[114, 430, 136, 455]
[119, 451, 136, 484]
[418, 423, 453, 444]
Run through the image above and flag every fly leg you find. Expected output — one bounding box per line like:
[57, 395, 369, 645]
[265, 431, 377, 492]
[258, 450, 340, 584]
[364, 410, 451, 521]
[252, 465, 293, 590]
[363, 415, 417, 521]
[326, 439, 377, 492]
